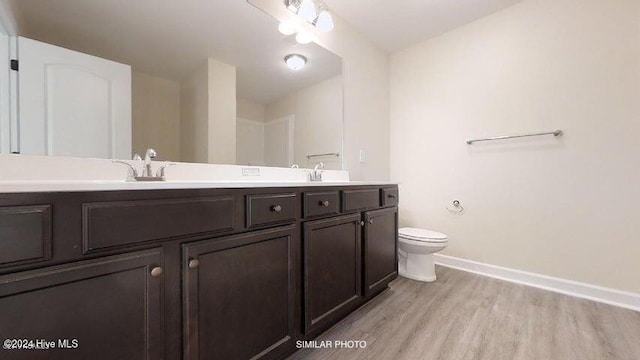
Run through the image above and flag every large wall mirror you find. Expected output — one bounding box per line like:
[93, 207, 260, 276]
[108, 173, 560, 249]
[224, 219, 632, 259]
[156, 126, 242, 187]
[3, 0, 343, 169]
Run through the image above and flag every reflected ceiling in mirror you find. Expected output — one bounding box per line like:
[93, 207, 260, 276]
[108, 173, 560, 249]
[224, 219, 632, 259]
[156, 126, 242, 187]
[8, 0, 343, 169]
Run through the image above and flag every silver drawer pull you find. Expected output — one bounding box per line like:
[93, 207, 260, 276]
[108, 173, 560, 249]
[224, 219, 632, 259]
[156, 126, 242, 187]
[271, 205, 283, 213]
[188, 259, 200, 269]
[150, 266, 163, 277]
[320, 200, 330, 207]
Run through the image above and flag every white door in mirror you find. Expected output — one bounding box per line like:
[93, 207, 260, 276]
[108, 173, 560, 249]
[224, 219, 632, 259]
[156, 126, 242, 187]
[17, 37, 131, 159]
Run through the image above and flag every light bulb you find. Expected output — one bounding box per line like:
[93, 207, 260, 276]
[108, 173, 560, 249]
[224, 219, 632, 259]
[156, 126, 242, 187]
[285, 54, 307, 71]
[297, 0, 317, 23]
[314, 10, 334, 32]
[296, 30, 313, 45]
[278, 22, 296, 36]
[295, 30, 313, 44]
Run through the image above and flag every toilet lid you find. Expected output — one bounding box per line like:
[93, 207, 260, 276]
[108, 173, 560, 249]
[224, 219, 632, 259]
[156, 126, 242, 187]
[399, 227, 448, 243]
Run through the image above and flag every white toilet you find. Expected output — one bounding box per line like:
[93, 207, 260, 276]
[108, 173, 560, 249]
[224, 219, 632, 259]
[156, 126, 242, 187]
[398, 227, 448, 282]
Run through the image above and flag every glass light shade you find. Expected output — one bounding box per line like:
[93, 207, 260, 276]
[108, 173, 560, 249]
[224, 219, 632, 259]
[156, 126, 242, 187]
[297, 0, 317, 23]
[315, 10, 334, 32]
[285, 54, 307, 70]
[278, 22, 296, 35]
[295, 30, 313, 44]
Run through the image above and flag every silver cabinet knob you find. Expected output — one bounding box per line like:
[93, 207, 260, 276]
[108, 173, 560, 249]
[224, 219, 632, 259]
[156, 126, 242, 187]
[368, 219, 374, 224]
[359, 221, 365, 226]
[150, 266, 163, 277]
[320, 200, 330, 207]
[188, 259, 200, 269]
[271, 205, 282, 213]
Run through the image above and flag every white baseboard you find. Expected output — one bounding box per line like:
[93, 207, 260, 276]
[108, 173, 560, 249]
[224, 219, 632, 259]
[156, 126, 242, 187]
[434, 254, 640, 312]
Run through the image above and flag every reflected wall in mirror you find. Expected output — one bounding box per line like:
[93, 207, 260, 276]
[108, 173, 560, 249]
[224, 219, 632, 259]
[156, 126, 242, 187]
[4, 0, 343, 169]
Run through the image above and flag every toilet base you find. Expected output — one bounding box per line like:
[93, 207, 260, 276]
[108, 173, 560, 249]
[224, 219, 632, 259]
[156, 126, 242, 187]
[398, 252, 438, 283]
[399, 269, 437, 282]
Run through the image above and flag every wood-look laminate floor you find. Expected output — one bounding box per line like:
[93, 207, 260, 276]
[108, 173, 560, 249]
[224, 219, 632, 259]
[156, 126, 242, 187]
[289, 266, 640, 360]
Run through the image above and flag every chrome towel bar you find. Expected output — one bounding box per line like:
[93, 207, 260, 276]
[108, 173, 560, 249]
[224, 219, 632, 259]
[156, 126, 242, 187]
[306, 152, 340, 159]
[466, 130, 563, 145]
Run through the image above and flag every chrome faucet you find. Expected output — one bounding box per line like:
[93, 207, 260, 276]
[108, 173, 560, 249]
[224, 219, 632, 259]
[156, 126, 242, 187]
[113, 159, 139, 181]
[155, 163, 175, 179]
[114, 149, 172, 181]
[310, 161, 324, 181]
[143, 148, 157, 177]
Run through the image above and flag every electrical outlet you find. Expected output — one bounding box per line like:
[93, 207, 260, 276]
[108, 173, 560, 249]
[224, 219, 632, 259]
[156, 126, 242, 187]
[359, 149, 366, 163]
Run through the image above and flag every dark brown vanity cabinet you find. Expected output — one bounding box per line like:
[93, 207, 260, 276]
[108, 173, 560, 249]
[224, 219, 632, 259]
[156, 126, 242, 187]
[0, 184, 397, 360]
[301, 187, 399, 336]
[182, 226, 298, 360]
[302, 214, 362, 336]
[363, 207, 399, 297]
[0, 248, 164, 360]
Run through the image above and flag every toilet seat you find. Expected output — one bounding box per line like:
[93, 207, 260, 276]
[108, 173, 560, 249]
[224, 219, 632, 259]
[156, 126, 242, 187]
[399, 227, 447, 243]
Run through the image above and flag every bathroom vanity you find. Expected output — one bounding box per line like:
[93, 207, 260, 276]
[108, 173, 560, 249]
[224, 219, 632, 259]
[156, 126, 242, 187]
[0, 183, 398, 360]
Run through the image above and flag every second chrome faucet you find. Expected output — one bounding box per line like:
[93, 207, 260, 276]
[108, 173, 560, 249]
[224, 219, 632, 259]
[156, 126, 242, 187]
[310, 161, 324, 181]
[114, 148, 174, 181]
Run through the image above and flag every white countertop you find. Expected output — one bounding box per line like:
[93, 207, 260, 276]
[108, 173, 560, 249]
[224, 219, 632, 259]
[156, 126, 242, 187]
[0, 154, 396, 193]
[0, 180, 398, 193]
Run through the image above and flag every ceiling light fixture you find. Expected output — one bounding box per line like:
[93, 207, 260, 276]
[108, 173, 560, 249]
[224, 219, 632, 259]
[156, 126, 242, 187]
[284, 0, 302, 13]
[278, 21, 296, 35]
[297, 0, 317, 23]
[285, 54, 307, 71]
[295, 30, 313, 44]
[283, 0, 334, 33]
[314, 10, 334, 32]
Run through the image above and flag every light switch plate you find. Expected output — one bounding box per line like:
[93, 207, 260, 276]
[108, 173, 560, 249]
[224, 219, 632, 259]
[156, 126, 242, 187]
[359, 149, 366, 163]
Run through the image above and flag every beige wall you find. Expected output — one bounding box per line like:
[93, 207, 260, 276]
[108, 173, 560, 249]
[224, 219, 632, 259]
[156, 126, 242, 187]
[237, 97, 266, 123]
[180, 59, 237, 164]
[207, 58, 236, 164]
[180, 60, 209, 163]
[132, 71, 180, 161]
[390, 0, 640, 293]
[265, 76, 343, 170]
[250, 0, 389, 180]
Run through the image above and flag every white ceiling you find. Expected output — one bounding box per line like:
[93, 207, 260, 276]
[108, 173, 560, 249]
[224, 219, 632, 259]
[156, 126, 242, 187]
[7, 0, 342, 104]
[323, 0, 522, 52]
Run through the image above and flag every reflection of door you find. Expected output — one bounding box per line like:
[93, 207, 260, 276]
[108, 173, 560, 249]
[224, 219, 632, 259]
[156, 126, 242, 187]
[264, 115, 294, 168]
[18, 37, 131, 158]
[236, 118, 265, 166]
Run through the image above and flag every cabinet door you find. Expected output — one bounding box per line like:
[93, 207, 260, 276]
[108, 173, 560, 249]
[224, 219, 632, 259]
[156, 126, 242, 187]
[363, 207, 398, 297]
[303, 214, 362, 336]
[183, 226, 296, 360]
[18, 36, 131, 158]
[0, 249, 163, 360]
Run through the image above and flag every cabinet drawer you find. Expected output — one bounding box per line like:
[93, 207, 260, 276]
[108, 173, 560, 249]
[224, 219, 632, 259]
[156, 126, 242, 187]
[0, 205, 52, 268]
[303, 191, 339, 218]
[83, 196, 235, 252]
[381, 188, 399, 207]
[341, 189, 380, 212]
[246, 193, 297, 228]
